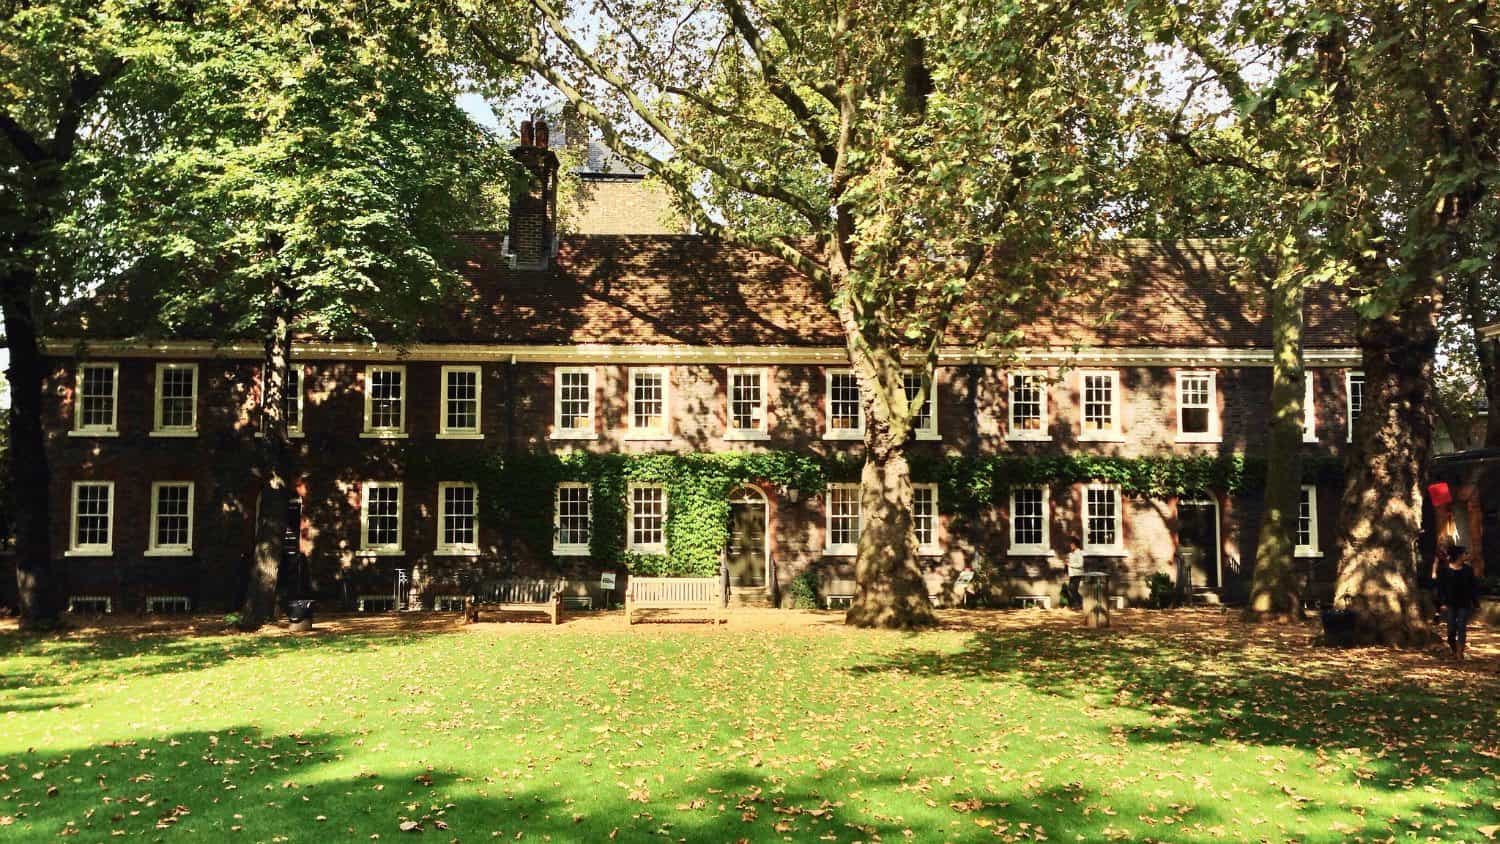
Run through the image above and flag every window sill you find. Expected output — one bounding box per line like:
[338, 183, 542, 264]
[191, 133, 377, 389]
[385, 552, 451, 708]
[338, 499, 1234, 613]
[725, 430, 770, 442]
[360, 431, 409, 440]
[1294, 549, 1323, 558]
[1083, 548, 1128, 558]
[1174, 434, 1222, 444]
[549, 430, 597, 441]
[1005, 433, 1052, 443]
[822, 546, 858, 556]
[627, 545, 667, 555]
[1302, 435, 1319, 444]
[144, 548, 194, 557]
[623, 432, 673, 441]
[1078, 433, 1126, 443]
[553, 545, 591, 557]
[149, 430, 198, 438]
[436, 432, 485, 440]
[254, 431, 305, 439]
[1008, 548, 1052, 558]
[68, 429, 119, 438]
[64, 549, 113, 557]
[914, 432, 941, 442]
[433, 547, 480, 557]
[918, 545, 944, 556]
[823, 431, 864, 442]
[358, 548, 405, 557]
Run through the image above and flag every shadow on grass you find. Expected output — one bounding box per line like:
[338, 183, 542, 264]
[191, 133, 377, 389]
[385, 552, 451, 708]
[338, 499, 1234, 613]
[845, 625, 1500, 805]
[0, 620, 456, 694]
[0, 723, 1237, 843]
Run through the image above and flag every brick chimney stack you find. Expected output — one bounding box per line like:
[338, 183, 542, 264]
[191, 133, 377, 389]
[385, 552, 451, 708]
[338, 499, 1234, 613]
[508, 119, 560, 269]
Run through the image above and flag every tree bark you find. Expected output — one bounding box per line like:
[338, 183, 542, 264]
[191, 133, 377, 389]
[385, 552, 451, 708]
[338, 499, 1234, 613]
[239, 283, 292, 629]
[2, 256, 59, 629]
[843, 337, 937, 629]
[1330, 282, 1442, 647]
[1247, 270, 1304, 619]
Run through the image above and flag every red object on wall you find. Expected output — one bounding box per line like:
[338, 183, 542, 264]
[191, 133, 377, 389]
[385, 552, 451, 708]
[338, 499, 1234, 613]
[1427, 482, 1453, 508]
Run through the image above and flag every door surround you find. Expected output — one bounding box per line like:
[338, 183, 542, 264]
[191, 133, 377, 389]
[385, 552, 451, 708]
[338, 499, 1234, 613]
[1177, 491, 1223, 588]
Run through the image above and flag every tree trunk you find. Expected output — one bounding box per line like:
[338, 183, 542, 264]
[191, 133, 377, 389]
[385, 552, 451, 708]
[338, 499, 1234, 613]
[843, 340, 937, 629]
[2, 260, 60, 629]
[1247, 271, 1304, 619]
[239, 287, 292, 630]
[1330, 289, 1441, 647]
[1482, 321, 1499, 449]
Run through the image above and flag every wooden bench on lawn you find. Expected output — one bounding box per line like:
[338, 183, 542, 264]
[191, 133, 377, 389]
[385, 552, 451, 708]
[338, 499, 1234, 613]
[466, 578, 566, 625]
[625, 577, 725, 625]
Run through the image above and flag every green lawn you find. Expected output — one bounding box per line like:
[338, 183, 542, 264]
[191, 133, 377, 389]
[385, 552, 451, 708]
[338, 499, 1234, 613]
[1, 612, 1496, 842]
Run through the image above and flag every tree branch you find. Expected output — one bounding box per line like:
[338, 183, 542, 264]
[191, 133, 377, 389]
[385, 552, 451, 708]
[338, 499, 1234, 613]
[718, 0, 838, 170]
[0, 109, 47, 164]
[524, 0, 827, 225]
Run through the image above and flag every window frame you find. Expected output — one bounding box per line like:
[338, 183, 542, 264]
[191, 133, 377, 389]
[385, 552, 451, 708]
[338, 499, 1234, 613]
[1295, 484, 1321, 557]
[725, 367, 771, 441]
[66, 481, 115, 556]
[553, 481, 593, 556]
[151, 362, 199, 437]
[1345, 370, 1364, 443]
[823, 369, 865, 440]
[359, 481, 404, 555]
[146, 481, 195, 556]
[1006, 370, 1051, 442]
[626, 482, 668, 554]
[1082, 482, 1126, 556]
[1302, 372, 1317, 443]
[551, 366, 597, 440]
[71, 362, 120, 437]
[438, 365, 484, 440]
[361, 364, 408, 438]
[903, 370, 940, 441]
[1078, 370, 1124, 442]
[435, 481, 480, 555]
[625, 366, 672, 440]
[285, 363, 305, 438]
[912, 482, 941, 555]
[823, 482, 863, 555]
[1007, 485, 1051, 556]
[1174, 370, 1220, 443]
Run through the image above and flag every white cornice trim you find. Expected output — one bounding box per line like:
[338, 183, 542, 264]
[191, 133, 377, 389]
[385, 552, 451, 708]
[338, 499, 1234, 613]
[1481, 322, 1500, 341]
[39, 339, 1363, 368]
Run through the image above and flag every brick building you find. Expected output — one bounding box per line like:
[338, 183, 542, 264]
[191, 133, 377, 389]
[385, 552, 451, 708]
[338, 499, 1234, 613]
[30, 135, 1366, 615]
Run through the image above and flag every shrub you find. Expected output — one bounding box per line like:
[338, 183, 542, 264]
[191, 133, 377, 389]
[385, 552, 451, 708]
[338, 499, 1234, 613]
[1146, 573, 1179, 609]
[787, 571, 819, 609]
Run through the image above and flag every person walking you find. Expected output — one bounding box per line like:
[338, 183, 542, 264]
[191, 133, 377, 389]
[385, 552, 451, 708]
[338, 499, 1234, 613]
[1065, 535, 1085, 611]
[1436, 546, 1480, 660]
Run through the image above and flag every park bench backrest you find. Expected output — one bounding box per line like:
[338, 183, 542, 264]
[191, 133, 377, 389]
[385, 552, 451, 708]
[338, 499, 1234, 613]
[480, 578, 564, 604]
[628, 577, 719, 604]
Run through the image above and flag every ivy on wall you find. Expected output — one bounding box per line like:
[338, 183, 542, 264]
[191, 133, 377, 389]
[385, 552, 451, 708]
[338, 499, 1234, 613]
[405, 448, 1343, 576]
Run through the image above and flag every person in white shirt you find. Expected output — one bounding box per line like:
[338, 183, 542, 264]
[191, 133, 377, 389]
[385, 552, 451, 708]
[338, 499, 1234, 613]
[1065, 535, 1086, 610]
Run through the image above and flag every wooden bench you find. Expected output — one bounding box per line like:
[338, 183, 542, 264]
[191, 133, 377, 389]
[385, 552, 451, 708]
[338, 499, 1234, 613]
[466, 578, 565, 625]
[625, 577, 725, 625]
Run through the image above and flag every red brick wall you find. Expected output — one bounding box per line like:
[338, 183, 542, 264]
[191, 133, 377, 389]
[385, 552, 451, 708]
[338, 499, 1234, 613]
[37, 355, 1355, 611]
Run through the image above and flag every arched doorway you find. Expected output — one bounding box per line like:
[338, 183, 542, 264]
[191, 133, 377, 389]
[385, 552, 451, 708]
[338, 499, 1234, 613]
[726, 486, 769, 588]
[1177, 492, 1222, 590]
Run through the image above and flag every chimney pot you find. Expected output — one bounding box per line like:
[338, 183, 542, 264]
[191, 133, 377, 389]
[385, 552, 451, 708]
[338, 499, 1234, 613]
[520, 119, 534, 147]
[535, 120, 550, 149]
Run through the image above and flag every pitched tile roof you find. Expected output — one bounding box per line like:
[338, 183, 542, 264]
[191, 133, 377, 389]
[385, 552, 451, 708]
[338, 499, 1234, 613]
[439, 234, 1357, 349]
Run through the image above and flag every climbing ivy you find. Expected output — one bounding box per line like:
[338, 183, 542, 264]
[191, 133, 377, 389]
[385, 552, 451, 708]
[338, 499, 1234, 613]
[404, 449, 1342, 576]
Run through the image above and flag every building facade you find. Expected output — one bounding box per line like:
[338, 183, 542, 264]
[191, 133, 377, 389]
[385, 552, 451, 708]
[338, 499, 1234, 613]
[27, 136, 1365, 614]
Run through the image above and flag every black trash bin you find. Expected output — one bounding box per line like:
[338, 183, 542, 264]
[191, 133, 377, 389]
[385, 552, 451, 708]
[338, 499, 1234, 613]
[1320, 608, 1356, 647]
[286, 599, 315, 632]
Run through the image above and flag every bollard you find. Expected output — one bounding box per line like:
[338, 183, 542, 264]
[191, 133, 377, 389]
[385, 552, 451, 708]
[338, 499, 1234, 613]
[1081, 572, 1109, 628]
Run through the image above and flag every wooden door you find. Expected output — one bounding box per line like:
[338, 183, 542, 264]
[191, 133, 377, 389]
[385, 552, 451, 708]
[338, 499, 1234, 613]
[727, 500, 767, 587]
[1178, 495, 1221, 589]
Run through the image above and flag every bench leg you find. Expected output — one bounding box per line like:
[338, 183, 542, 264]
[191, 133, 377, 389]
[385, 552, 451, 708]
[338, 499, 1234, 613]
[625, 597, 633, 625]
